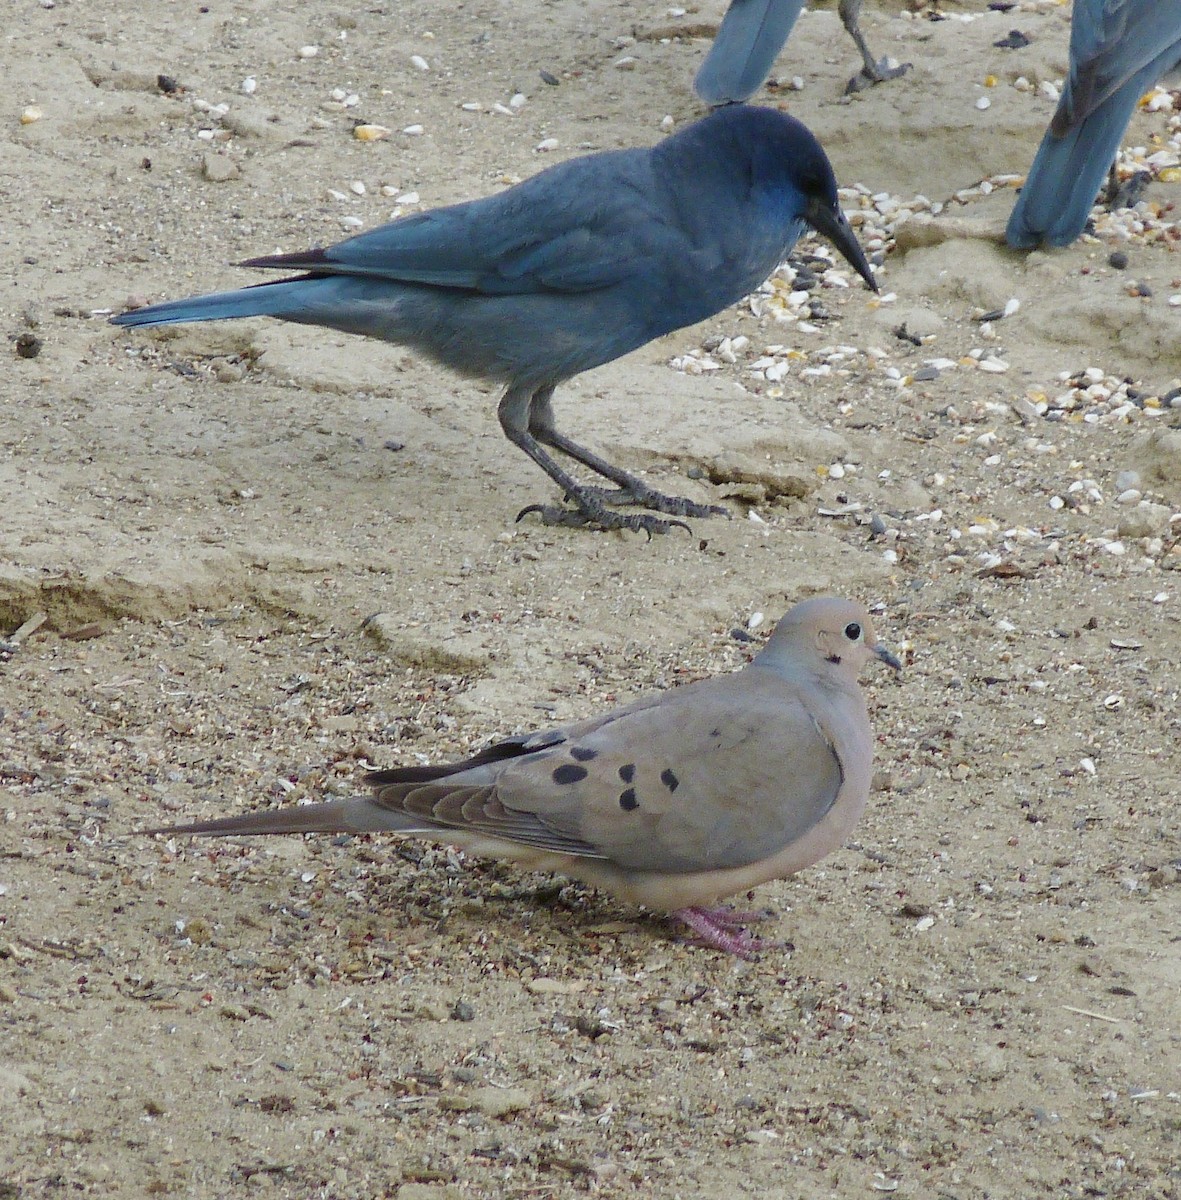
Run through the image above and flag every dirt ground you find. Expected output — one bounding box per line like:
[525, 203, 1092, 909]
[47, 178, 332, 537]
[2, 1, 1179, 1196]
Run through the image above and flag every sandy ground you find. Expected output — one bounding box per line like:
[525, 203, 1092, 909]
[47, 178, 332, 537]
[2, 1, 1180, 1196]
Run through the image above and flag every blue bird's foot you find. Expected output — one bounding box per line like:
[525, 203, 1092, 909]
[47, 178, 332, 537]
[516, 503, 692, 538]
[575, 483, 730, 520]
[845, 57, 910, 95]
[1101, 166, 1152, 213]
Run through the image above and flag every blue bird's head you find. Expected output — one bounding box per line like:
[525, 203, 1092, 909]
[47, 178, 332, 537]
[709, 105, 876, 292]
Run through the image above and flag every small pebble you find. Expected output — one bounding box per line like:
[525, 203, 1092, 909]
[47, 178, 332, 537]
[202, 153, 240, 182]
[1108, 251, 1128, 270]
[14, 332, 42, 359]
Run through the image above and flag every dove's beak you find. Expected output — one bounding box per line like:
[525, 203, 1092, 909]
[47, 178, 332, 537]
[874, 644, 902, 673]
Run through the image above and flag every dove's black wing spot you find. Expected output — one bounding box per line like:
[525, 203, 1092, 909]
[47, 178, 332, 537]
[618, 763, 636, 783]
[660, 768, 679, 792]
[569, 746, 598, 762]
[552, 763, 588, 785]
[619, 788, 639, 811]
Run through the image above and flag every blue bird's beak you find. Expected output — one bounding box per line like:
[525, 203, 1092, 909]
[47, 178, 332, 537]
[805, 196, 877, 292]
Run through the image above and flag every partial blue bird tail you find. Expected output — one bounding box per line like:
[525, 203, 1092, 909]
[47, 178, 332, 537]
[694, 0, 805, 106]
[1006, 69, 1156, 249]
[110, 278, 324, 328]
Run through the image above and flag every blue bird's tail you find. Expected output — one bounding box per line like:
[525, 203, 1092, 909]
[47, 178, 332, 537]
[694, 0, 806, 106]
[110, 278, 322, 328]
[1006, 68, 1157, 249]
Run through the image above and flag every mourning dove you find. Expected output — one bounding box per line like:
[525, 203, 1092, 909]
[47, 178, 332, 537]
[147, 597, 899, 956]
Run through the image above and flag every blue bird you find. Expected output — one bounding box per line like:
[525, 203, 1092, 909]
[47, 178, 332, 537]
[1007, 0, 1181, 249]
[695, 0, 909, 106]
[112, 104, 875, 535]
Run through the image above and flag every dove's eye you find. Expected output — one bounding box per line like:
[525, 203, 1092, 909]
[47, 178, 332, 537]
[844, 622, 863, 642]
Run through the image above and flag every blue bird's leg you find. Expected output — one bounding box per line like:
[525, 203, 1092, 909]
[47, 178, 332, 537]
[497, 386, 694, 536]
[1101, 162, 1153, 212]
[841, 0, 910, 94]
[525, 389, 729, 519]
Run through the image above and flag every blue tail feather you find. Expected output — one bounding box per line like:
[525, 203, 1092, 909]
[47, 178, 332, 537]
[110, 278, 321, 328]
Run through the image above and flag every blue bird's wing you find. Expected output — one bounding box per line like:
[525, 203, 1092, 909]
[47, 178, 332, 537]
[243, 155, 671, 296]
[1054, 0, 1181, 134]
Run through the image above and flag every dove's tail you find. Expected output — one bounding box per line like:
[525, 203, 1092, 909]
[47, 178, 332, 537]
[1006, 72, 1151, 249]
[694, 0, 805, 106]
[144, 795, 415, 838]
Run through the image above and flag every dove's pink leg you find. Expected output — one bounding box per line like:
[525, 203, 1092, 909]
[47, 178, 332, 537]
[672, 905, 774, 958]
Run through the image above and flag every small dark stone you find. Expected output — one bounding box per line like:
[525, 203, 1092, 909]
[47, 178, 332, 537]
[383, 439, 405, 451]
[993, 29, 1030, 49]
[14, 332, 41, 359]
[618, 763, 635, 783]
[913, 366, 940, 382]
[569, 746, 597, 762]
[539, 69, 560, 86]
[450, 999, 477, 1021]
[157, 74, 180, 94]
[619, 788, 638, 811]
[1108, 251, 1129, 270]
[573, 1014, 610, 1039]
[730, 627, 756, 643]
[552, 763, 588, 785]
[660, 768, 679, 792]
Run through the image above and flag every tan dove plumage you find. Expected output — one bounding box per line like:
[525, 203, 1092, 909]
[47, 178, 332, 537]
[146, 596, 899, 956]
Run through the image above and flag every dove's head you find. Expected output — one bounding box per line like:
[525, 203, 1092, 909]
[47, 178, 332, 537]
[760, 597, 901, 680]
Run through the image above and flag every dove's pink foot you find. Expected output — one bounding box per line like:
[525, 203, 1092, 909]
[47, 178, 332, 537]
[672, 905, 776, 958]
[701, 906, 775, 928]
